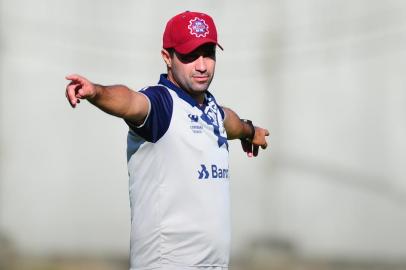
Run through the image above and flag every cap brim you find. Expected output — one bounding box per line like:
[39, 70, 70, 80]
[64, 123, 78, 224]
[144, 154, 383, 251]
[174, 38, 223, 54]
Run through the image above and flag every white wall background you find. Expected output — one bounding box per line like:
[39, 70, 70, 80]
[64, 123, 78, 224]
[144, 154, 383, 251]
[1, 0, 406, 262]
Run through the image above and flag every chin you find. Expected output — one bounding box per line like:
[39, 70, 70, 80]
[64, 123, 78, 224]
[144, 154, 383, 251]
[194, 82, 211, 92]
[193, 87, 209, 93]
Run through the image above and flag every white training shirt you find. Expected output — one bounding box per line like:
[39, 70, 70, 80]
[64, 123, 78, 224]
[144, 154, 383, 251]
[126, 74, 230, 270]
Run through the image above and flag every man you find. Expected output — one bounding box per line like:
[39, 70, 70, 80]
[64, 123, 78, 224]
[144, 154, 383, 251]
[65, 11, 269, 270]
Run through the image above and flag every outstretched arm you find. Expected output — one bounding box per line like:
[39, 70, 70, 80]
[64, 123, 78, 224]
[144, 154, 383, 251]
[65, 74, 149, 125]
[222, 106, 270, 157]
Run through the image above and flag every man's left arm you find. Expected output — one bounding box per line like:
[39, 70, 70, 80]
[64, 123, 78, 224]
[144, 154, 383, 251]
[222, 106, 270, 157]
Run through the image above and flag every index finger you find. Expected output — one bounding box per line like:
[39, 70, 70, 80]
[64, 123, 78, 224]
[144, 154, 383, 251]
[65, 74, 86, 84]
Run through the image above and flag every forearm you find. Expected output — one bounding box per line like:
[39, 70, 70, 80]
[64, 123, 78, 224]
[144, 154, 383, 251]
[222, 107, 254, 140]
[66, 74, 149, 124]
[89, 84, 131, 116]
[222, 106, 270, 157]
[89, 84, 148, 122]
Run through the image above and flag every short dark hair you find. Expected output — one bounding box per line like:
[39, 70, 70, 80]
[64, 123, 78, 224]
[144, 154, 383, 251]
[166, 48, 175, 58]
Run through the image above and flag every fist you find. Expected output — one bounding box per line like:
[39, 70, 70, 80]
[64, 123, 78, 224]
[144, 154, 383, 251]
[241, 126, 270, 157]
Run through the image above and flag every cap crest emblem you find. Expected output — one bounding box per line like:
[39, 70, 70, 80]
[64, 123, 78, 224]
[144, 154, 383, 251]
[188, 17, 209, 38]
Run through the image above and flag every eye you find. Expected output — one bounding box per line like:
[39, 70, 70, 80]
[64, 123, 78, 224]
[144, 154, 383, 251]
[175, 45, 216, 63]
[178, 53, 199, 63]
[200, 45, 216, 59]
[203, 48, 215, 58]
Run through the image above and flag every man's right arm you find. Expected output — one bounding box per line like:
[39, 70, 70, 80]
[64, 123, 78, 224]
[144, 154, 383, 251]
[65, 74, 149, 125]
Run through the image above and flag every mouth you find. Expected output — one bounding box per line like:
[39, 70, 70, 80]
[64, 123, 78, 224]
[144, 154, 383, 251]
[193, 75, 210, 83]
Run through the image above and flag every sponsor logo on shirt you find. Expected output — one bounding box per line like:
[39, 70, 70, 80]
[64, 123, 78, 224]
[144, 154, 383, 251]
[198, 164, 229, 180]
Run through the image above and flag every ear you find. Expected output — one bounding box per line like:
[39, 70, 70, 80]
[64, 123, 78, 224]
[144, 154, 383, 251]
[161, 49, 172, 68]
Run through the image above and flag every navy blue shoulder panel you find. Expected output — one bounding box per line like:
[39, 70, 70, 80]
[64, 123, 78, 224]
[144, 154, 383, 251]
[125, 86, 173, 143]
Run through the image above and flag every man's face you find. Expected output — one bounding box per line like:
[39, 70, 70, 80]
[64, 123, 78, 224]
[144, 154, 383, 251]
[164, 44, 216, 99]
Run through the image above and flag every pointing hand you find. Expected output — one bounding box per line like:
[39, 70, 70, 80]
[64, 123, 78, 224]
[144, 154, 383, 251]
[65, 74, 97, 108]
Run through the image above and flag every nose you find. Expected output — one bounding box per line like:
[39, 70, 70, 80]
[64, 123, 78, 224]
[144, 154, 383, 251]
[195, 56, 207, 73]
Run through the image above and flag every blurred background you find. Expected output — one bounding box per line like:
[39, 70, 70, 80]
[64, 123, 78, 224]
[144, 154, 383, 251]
[1, 0, 406, 269]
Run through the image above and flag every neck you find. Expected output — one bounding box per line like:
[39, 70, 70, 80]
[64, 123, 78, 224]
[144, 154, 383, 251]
[166, 72, 205, 104]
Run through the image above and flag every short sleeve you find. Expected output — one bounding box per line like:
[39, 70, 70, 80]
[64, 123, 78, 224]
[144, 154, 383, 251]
[125, 86, 173, 143]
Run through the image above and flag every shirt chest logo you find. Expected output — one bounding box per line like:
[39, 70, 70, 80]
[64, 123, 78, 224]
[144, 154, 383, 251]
[188, 113, 203, 133]
[187, 101, 228, 149]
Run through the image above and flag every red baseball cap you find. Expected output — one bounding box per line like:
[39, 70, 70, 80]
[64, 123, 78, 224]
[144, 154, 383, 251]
[163, 11, 223, 54]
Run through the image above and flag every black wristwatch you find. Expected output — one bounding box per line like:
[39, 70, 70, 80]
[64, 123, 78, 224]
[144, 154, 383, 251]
[240, 119, 255, 141]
